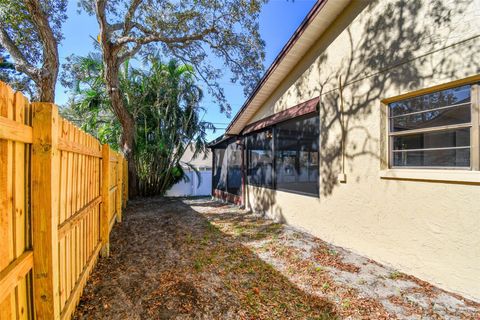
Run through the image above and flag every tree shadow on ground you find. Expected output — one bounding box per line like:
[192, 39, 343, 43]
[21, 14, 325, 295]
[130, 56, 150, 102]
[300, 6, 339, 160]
[73, 197, 337, 320]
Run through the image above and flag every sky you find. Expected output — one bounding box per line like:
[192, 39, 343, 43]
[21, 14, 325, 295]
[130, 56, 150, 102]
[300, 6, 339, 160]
[55, 0, 316, 141]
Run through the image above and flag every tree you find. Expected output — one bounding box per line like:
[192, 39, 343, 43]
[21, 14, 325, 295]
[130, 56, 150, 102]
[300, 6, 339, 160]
[0, 0, 67, 102]
[133, 58, 212, 196]
[0, 47, 36, 97]
[61, 54, 213, 196]
[80, 0, 266, 196]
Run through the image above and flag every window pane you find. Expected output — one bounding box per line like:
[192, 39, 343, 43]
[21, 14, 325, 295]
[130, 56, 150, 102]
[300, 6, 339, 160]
[247, 130, 273, 187]
[227, 142, 242, 195]
[213, 148, 227, 191]
[389, 85, 470, 117]
[390, 105, 470, 132]
[275, 115, 319, 195]
[276, 150, 297, 184]
[393, 148, 470, 167]
[393, 129, 470, 150]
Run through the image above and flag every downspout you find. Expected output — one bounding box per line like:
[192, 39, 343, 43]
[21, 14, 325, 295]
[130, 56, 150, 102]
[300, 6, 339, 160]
[211, 148, 215, 199]
[338, 75, 347, 183]
[240, 138, 246, 208]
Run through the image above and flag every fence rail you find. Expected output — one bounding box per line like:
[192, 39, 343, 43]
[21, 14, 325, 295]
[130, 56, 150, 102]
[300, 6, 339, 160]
[0, 82, 127, 320]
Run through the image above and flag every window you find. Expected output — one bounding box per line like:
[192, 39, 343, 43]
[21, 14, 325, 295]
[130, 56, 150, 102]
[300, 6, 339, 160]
[246, 130, 274, 188]
[212, 140, 243, 195]
[388, 84, 479, 169]
[275, 115, 319, 196]
[226, 142, 242, 195]
[212, 148, 227, 191]
[246, 113, 320, 196]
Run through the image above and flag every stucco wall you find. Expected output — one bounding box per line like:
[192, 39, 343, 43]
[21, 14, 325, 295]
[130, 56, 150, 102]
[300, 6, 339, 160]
[244, 0, 480, 301]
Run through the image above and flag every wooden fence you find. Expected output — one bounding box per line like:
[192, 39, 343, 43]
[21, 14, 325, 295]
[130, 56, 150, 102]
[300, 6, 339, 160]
[0, 82, 128, 319]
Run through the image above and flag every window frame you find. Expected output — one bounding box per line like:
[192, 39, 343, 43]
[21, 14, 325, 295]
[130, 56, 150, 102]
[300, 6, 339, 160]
[273, 113, 320, 197]
[245, 128, 275, 189]
[212, 147, 227, 191]
[388, 84, 475, 170]
[245, 112, 320, 197]
[380, 76, 480, 183]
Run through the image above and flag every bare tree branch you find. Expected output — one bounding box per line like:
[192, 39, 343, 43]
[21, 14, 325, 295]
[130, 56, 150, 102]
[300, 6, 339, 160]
[122, 0, 142, 35]
[108, 23, 124, 32]
[0, 27, 39, 79]
[118, 43, 142, 64]
[116, 26, 217, 46]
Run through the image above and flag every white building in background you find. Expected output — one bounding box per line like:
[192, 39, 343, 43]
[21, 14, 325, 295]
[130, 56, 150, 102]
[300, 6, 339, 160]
[166, 145, 212, 197]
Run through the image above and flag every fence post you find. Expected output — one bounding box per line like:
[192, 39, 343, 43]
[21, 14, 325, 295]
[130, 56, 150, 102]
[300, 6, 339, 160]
[31, 102, 61, 320]
[100, 144, 110, 257]
[116, 156, 123, 222]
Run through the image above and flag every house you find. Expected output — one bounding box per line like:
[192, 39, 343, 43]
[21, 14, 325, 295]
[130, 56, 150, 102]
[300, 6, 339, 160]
[209, 0, 480, 301]
[166, 145, 212, 197]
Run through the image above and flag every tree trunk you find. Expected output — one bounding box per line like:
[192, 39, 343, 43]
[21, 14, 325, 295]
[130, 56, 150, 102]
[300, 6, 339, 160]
[37, 74, 56, 102]
[101, 45, 138, 197]
[25, 0, 59, 103]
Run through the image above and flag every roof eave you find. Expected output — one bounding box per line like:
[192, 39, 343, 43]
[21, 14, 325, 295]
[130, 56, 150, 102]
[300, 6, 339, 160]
[226, 0, 352, 135]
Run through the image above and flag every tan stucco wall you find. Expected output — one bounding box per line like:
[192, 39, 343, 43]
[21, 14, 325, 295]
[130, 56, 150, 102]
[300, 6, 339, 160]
[244, 0, 480, 301]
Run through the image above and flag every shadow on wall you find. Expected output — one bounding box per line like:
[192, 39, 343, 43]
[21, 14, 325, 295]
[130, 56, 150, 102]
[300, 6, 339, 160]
[282, 0, 477, 197]
[248, 186, 286, 223]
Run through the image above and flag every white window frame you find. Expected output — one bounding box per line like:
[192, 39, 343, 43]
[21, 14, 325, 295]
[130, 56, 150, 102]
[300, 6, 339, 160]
[380, 76, 480, 183]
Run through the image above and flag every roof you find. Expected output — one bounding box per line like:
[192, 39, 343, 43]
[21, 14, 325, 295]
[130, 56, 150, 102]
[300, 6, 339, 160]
[226, 0, 352, 135]
[242, 96, 319, 135]
[207, 134, 237, 148]
[181, 144, 212, 169]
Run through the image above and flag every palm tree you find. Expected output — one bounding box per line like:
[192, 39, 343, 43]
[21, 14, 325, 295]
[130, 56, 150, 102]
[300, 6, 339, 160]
[61, 54, 213, 196]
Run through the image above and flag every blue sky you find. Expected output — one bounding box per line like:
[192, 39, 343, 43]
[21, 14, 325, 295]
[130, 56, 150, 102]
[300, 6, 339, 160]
[56, 0, 316, 141]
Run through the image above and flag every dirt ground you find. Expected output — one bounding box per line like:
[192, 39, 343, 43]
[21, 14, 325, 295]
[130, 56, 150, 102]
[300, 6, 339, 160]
[74, 197, 480, 319]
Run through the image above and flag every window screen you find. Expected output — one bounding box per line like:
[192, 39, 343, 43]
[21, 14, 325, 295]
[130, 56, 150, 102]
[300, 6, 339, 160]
[275, 114, 319, 195]
[246, 130, 274, 188]
[212, 148, 227, 191]
[226, 142, 242, 195]
[389, 85, 472, 168]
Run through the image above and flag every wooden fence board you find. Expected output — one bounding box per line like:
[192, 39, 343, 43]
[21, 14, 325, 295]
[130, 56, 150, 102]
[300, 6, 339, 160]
[12, 92, 30, 320]
[0, 81, 128, 320]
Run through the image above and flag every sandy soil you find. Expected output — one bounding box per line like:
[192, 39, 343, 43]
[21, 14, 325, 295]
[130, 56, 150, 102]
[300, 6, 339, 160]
[73, 197, 479, 319]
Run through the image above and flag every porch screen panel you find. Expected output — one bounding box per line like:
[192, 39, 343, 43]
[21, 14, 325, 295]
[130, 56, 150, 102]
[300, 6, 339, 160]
[247, 130, 273, 188]
[275, 114, 319, 196]
[213, 148, 227, 190]
[227, 142, 242, 195]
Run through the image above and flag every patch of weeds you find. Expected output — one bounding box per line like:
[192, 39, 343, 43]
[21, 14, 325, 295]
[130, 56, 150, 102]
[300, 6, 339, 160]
[245, 290, 259, 311]
[201, 234, 210, 245]
[193, 253, 213, 271]
[245, 264, 257, 275]
[341, 298, 351, 309]
[185, 233, 194, 244]
[266, 223, 282, 232]
[328, 249, 338, 256]
[388, 271, 401, 280]
[206, 223, 219, 235]
[252, 231, 268, 240]
[193, 259, 203, 271]
[321, 282, 330, 292]
[287, 266, 296, 275]
[276, 247, 286, 256]
[315, 266, 324, 273]
[234, 226, 246, 236]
